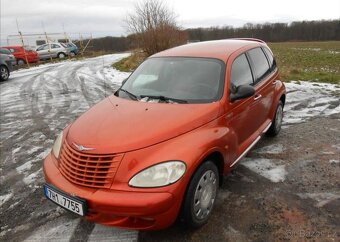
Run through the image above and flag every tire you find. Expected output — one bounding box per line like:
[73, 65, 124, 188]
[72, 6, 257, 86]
[70, 51, 76, 57]
[0, 65, 9, 81]
[266, 100, 284, 136]
[17, 59, 26, 65]
[180, 161, 219, 229]
[58, 53, 66, 59]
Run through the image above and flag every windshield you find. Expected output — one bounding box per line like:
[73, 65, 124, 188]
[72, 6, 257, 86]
[117, 57, 225, 104]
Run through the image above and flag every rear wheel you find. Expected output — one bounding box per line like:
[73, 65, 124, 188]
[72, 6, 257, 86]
[17, 59, 26, 65]
[180, 161, 219, 228]
[267, 100, 283, 136]
[0, 65, 9, 81]
[58, 53, 66, 59]
[70, 51, 76, 57]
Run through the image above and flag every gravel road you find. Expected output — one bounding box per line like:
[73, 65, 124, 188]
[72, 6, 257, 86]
[1, 54, 339, 242]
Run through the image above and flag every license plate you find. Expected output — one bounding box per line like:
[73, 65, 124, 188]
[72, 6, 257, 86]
[44, 184, 87, 216]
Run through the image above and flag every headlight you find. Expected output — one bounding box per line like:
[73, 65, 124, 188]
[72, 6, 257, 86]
[129, 161, 186, 188]
[52, 132, 63, 159]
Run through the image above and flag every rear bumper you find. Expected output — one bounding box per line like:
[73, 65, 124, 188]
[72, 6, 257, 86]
[43, 153, 179, 230]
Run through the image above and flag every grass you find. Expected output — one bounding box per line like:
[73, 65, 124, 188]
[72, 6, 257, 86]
[112, 41, 340, 84]
[268, 41, 340, 84]
[112, 51, 146, 72]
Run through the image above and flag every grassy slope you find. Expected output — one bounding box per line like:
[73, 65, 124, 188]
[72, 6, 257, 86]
[112, 42, 340, 84]
[268, 41, 340, 84]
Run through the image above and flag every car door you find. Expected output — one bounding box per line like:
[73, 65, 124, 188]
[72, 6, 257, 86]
[246, 47, 275, 131]
[51, 44, 61, 57]
[225, 53, 259, 153]
[37, 44, 49, 59]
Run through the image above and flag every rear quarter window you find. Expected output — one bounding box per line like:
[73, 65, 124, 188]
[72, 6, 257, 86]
[263, 47, 276, 70]
[247, 47, 270, 82]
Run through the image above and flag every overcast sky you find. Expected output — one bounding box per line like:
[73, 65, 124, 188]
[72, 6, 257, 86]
[1, 0, 339, 41]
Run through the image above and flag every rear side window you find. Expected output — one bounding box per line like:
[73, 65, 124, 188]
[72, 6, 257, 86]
[51, 44, 60, 49]
[230, 54, 253, 88]
[247, 48, 270, 82]
[263, 47, 276, 70]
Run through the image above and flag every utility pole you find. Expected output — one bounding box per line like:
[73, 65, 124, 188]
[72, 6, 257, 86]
[16, 19, 30, 67]
[42, 21, 53, 62]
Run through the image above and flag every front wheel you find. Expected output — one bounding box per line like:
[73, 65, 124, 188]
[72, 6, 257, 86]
[267, 100, 283, 136]
[0, 65, 9, 81]
[180, 161, 219, 228]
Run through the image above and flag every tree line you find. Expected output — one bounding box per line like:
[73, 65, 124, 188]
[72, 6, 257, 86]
[187, 19, 340, 42]
[86, 19, 340, 53]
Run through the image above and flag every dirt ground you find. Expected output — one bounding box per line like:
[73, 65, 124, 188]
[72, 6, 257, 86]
[0, 55, 339, 241]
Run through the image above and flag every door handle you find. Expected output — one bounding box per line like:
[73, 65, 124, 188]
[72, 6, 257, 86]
[254, 94, 262, 101]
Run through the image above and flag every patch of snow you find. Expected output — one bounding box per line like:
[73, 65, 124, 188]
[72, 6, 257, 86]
[297, 192, 340, 207]
[23, 168, 42, 185]
[284, 81, 340, 125]
[24, 217, 80, 242]
[241, 158, 287, 182]
[0, 193, 13, 206]
[329, 160, 339, 164]
[254, 144, 284, 154]
[88, 224, 138, 242]
[38, 149, 51, 159]
[16, 160, 33, 173]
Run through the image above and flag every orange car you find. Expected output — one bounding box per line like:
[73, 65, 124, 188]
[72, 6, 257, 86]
[43, 38, 286, 230]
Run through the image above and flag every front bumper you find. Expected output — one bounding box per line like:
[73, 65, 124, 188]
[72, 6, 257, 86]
[43, 153, 179, 230]
[5, 60, 13, 71]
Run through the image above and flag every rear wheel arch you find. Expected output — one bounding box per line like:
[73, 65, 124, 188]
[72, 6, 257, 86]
[280, 94, 286, 107]
[57, 52, 66, 58]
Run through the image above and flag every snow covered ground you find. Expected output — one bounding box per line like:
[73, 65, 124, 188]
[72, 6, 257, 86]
[0, 54, 339, 241]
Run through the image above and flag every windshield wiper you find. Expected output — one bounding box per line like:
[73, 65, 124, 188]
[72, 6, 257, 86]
[140, 95, 188, 103]
[119, 88, 139, 100]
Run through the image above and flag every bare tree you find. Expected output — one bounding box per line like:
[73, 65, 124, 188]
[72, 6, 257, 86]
[126, 0, 187, 56]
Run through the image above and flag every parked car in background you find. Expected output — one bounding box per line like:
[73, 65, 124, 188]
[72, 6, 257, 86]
[43, 38, 286, 230]
[36, 43, 70, 60]
[0, 48, 16, 66]
[0, 53, 13, 81]
[65, 42, 79, 56]
[2, 46, 39, 65]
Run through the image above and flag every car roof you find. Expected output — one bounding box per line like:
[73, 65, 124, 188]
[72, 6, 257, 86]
[2, 46, 23, 48]
[151, 39, 266, 62]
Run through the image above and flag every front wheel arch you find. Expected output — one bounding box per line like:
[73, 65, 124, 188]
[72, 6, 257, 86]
[179, 160, 220, 228]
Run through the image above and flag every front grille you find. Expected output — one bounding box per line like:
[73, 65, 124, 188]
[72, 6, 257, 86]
[59, 141, 123, 188]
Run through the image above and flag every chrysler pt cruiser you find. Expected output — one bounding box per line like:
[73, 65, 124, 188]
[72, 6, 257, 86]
[43, 39, 286, 230]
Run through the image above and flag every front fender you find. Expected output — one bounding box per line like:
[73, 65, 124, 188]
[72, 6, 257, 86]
[112, 117, 236, 193]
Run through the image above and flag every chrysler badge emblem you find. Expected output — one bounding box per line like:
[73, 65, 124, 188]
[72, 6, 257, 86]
[73, 143, 96, 151]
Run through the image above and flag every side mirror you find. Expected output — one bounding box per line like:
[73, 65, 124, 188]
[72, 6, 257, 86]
[230, 85, 255, 102]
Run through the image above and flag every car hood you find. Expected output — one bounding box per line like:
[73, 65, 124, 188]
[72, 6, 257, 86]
[66, 95, 221, 153]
